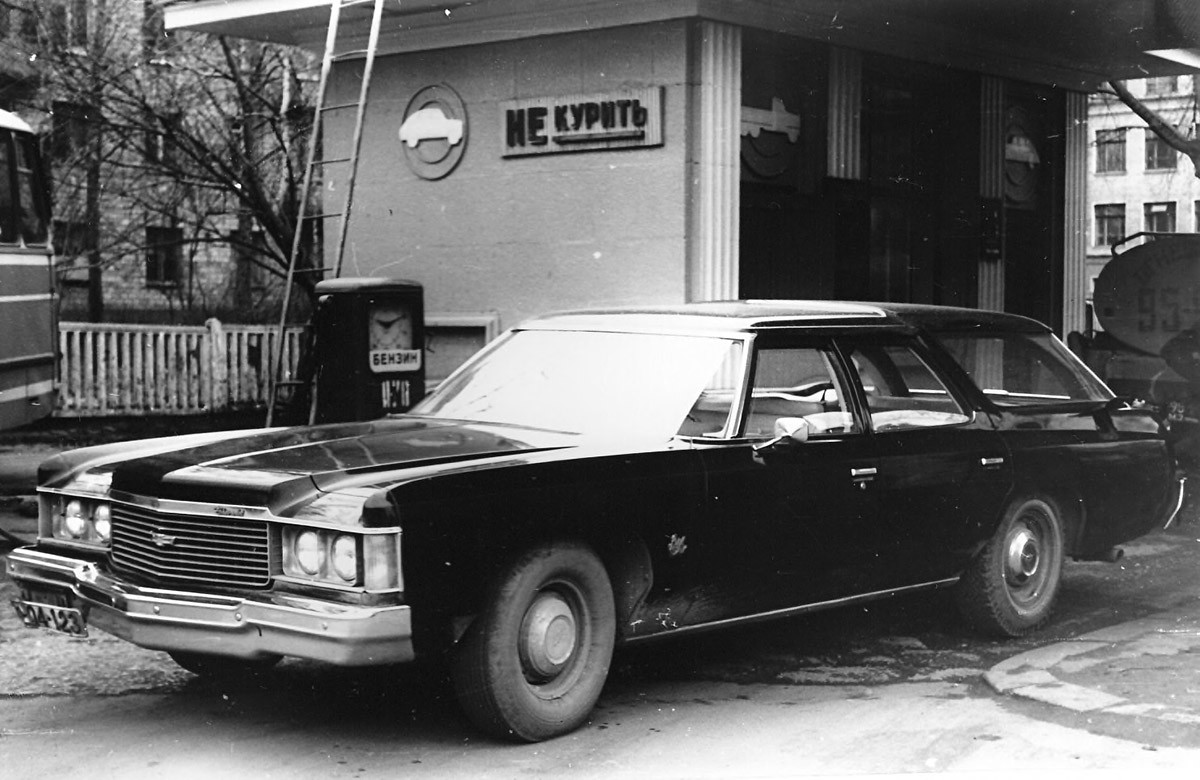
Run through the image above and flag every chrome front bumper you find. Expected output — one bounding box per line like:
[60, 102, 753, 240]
[6, 547, 414, 666]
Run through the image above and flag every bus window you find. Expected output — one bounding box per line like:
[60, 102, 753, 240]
[14, 132, 48, 245]
[0, 129, 14, 244]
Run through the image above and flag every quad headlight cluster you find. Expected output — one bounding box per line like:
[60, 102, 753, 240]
[282, 527, 361, 585]
[46, 495, 112, 546]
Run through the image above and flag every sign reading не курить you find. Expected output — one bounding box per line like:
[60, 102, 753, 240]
[501, 88, 663, 157]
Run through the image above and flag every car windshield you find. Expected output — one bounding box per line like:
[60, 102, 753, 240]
[934, 330, 1112, 406]
[410, 329, 745, 438]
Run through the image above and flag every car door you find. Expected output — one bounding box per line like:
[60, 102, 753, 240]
[836, 336, 1013, 586]
[935, 328, 1174, 556]
[683, 334, 884, 622]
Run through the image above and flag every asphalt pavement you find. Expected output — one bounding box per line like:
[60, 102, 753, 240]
[3, 439, 1200, 733]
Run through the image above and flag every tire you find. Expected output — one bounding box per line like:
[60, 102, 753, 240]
[956, 496, 1065, 637]
[450, 540, 616, 742]
[169, 651, 281, 679]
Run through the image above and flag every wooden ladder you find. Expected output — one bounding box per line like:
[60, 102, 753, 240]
[265, 0, 385, 427]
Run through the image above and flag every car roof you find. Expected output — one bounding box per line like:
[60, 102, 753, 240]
[520, 300, 1051, 336]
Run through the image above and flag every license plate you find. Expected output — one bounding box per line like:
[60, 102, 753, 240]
[11, 590, 88, 638]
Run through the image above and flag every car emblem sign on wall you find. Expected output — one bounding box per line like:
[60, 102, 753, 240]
[398, 84, 468, 180]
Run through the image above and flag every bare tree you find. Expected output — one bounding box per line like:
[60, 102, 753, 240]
[1108, 77, 1200, 179]
[29, 1, 318, 322]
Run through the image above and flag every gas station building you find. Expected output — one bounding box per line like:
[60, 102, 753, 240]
[168, 0, 1200, 375]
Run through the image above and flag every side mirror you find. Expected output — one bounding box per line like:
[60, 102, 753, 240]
[752, 417, 810, 453]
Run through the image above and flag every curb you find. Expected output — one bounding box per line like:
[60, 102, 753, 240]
[985, 605, 1200, 725]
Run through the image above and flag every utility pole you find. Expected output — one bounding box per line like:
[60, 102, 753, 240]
[84, 0, 107, 321]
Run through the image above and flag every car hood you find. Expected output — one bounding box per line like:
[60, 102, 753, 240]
[40, 417, 578, 513]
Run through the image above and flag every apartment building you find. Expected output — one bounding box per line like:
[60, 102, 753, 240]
[1088, 75, 1200, 313]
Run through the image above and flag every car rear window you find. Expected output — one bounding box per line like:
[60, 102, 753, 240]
[934, 331, 1112, 406]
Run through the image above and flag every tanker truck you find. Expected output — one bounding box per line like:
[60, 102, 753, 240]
[1072, 232, 1200, 471]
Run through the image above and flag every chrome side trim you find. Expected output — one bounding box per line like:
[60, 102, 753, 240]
[621, 577, 960, 644]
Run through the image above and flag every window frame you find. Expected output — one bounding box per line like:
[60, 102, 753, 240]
[740, 339, 863, 439]
[145, 225, 184, 288]
[1095, 128, 1126, 174]
[1145, 130, 1177, 171]
[1144, 201, 1176, 234]
[1094, 203, 1126, 247]
[838, 338, 973, 433]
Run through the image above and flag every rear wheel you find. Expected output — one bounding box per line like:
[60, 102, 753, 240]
[450, 540, 615, 742]
[957, 496, 1064, 637]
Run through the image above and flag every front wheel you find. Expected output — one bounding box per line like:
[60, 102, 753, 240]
[956, 496, 1065, 637]
[450, 540, 616, 742]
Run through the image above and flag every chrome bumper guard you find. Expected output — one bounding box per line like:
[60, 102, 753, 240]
[6, 548, 414, 666]
[1164, 474, 1188, 530]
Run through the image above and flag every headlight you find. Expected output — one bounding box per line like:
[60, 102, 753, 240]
[282, 528, 362, 586]
[93, 504, 112, 542]
[63, 500, 88, 538]
[47, 495, 113, 546]
[331, 535, 358, 582]
[295, 530, 324, 575]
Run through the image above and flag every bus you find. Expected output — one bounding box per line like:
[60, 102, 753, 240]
[0, 108, 56, 429]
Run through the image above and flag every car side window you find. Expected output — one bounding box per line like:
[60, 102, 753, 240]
[742, 347, 860, 437]
[846, 344, 971, 431]
[935, 331, 1110, 405]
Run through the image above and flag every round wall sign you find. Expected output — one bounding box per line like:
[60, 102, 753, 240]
[398, 84, 468, 180]
[1003, 105, 1041, 208]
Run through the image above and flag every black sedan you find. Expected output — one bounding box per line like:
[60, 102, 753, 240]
[7, 301, 1183, 741]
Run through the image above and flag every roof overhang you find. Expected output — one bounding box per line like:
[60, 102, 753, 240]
[165, 0, 1200, 91]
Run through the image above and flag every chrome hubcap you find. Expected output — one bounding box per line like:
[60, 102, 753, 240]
[1005, 525, 1040, 586]
[520, 591, 578, 681]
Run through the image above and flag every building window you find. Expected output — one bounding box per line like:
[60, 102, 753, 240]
[143, 0, 173, 59]
[69, 0, 88, 48]
[1095, 204, 1125, 246]
[50, 101, 92, 159]
[145, 112, 181, 166]
[1145, 76, 1178, 96]
[47, 4, 67, 49]
[1145, 202, 1176, 234]
[1096, 129, 1125, 173]
[145, 226, 183, 287]
[18, 7, 36, 43]
[1145, 130, 1177, 170]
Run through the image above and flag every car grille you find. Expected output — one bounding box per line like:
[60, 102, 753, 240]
[110, 505, 272, 589]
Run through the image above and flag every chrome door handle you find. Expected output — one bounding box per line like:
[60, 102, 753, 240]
[850, 467, 877, 477]
[980, 457, 1005, 468]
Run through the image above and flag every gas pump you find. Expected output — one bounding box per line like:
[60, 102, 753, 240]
[311, 277, 425, 423]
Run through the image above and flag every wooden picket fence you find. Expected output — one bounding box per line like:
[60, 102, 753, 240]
[56, 320, 307, 416]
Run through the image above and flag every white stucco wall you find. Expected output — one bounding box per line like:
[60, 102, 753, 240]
[327, 21, 692, 334]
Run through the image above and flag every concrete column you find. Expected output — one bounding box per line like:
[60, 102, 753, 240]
[1062, 91, 1089, 336]
[827, 47, 863, 180]
[688, 20, 741, 302]
[978, 76, 1005, 311]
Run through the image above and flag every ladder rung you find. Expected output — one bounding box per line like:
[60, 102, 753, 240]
[311, 156, 352, 166]
[340, 0, 379, 8]
[301, 211, 344, 221]
[274, 380, 309, 388]
[293, 267, 336, 275]
[318, 101, 362, 112]
[330, 50, 372, 63]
